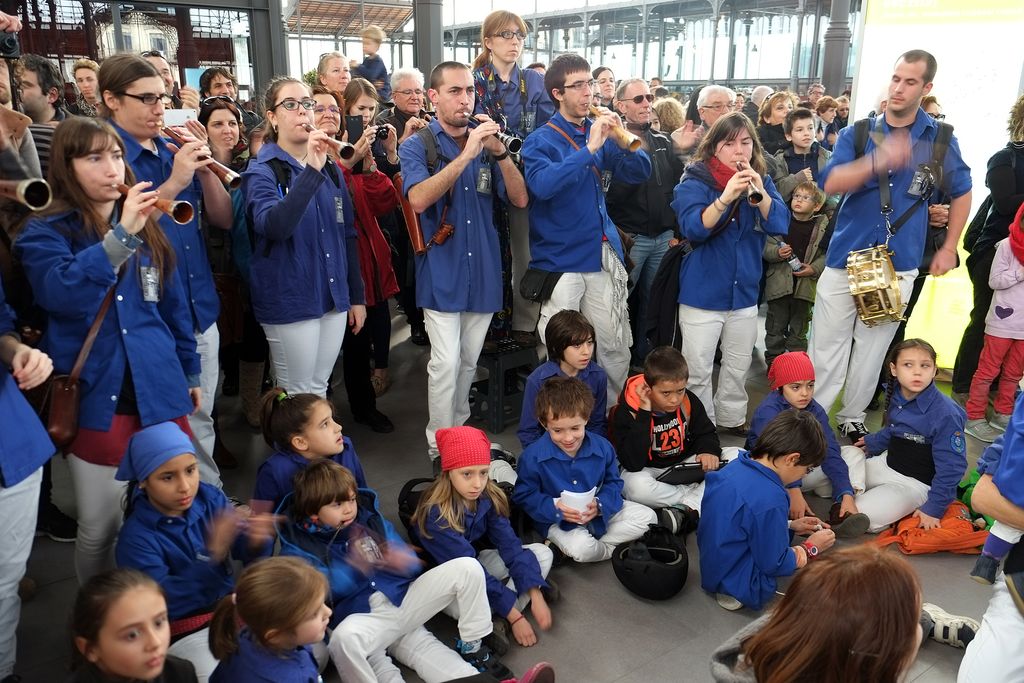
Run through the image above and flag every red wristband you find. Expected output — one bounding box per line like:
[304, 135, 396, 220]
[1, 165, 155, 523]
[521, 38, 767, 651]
[802, 541, 820, 561]
[509, 614, 525, 626]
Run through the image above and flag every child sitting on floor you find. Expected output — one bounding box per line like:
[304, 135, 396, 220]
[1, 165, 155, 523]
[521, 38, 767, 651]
[513, 377, 657, 563]
[276, 459, 513, 682]
[252, 387, 367, 510]
[699, 409, 836, 611]
[412, 426, 554, 651]
[611, 346, 716, 528]
[518, 309, 608, 448]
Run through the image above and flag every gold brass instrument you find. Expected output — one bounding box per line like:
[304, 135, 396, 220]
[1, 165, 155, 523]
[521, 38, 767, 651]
[0, 178, 51, 210]
[115, 183, 194, 225]
[588, 105, 641, 152]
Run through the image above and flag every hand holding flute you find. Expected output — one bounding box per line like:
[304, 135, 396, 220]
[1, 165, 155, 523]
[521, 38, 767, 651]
[161, 125, 241, 189]
[302, 123, 356, 160]
[588, 105, 642, 153]
[114, 182, 192, 227]
[735, 161, 764, 205]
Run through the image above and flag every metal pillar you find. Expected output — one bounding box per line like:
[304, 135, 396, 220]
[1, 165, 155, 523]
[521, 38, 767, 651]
[657, 17, 665, 79]
[821, 0, 852, 96]
[111, 1, 124, 52]
[413, 0, 444, 77]
[640, 3, 648, 79]
[807, 0, 823, 83]
[707, 15, 718, 83]
[725, 9, 736, 81]
[789, 1, 806, 92]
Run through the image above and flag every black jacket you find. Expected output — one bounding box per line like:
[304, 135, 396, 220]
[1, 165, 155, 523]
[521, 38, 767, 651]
[606, 126, 684, 238]
[756, 123, 788, 155]
[611, 374, 721, 471]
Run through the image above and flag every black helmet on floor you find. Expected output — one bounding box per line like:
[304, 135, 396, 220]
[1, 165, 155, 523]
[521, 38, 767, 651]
[612, 524, 689, 601]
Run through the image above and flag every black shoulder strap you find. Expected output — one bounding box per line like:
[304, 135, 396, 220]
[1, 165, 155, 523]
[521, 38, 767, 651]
[852, 117, 871, 159]
[323, 159, 342, 189]
[415, 126, 440, 174]
[930, 121, 954, 190]
[265, 157, 292, 195]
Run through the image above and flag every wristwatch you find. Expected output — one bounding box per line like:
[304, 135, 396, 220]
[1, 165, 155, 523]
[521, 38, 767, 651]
[802, 541, 819, 560]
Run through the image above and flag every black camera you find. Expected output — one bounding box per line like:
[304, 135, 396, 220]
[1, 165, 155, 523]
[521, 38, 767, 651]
[374, 125, 389, 142]
[907, 163, 936, 199]
[0, 33, 20, 60]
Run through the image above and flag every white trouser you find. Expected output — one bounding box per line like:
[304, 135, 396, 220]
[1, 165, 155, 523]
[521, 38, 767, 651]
[0, 467, 41, 677]
[621, 458, 707, 513]
[423, 310, 493, 451]
[329, 557, 489, 683]
[809, 266, 916, 424]
[537, 255, 631, 406]
[545, 500, 657, 563]
[854, 453, 931, 532]
[958, 578, 1024, 683]
[188, 323, 221, 487]
[168, 627, 217, 683]
[480, 544, 554, 614]
[509, 205, 540, 333]
[68, 455, 127, 584]
[678, 304, 758, 427]
[990, 520, 1024, 545]
[263, 310, 348, 397]
[443, 544, 554, 619]
[800, 445, 867, 498]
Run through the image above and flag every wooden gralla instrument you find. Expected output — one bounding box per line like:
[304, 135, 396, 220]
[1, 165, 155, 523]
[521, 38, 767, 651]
[847, 244, 904, 327]
[0, 178, 51, 210]
[161, 126, 242, 189]
[115, 183, 194, 225]
[588, 105, 641, 152]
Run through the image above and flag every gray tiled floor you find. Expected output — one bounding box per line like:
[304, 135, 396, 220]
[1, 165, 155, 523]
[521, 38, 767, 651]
[14, 309, 991, 682]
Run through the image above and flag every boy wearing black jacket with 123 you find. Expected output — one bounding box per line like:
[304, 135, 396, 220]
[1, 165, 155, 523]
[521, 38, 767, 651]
[612, 347, 721, 523]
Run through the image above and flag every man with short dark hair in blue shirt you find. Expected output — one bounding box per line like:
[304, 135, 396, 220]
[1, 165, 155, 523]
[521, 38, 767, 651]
[811, 49, 972, 444]
[399, 61, 528, 465]
[522, 53, 651, 405]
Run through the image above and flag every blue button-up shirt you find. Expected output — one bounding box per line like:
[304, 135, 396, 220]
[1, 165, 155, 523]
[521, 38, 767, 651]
[16, 212, 199, 432]
[821, 109, 972, 271]
[210, 628, 319, 683]
[243, 144, 365, 325]
[116, 482, 271, 620]
[673, 164, 789, 311]
[252, 437, 367, 511]
[472, 63, 553, 138]
[109, 120, 220, 332]
[518, 360, 608, 448]
[0, 280, 55, 487]
[399, 119, 505, 313]
[413, 495, 547, 618]
[523, 113, 651, 273]
[512, 431, 625, 539]
[864, 381, 967, 518]
[698, 452, 797, 610]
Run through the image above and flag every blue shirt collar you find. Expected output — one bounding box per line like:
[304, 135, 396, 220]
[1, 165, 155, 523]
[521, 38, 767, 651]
[876, 107, 936, 141]
[107, 118, 165, 166]
[891, 380, 941, 411]
[533, 432, 596, 462]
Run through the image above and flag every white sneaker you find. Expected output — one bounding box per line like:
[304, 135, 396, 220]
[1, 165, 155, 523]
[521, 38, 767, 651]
[715, 592, 743, 611]
[923, 602, 979, 649]
[965, 419, 1002, 443]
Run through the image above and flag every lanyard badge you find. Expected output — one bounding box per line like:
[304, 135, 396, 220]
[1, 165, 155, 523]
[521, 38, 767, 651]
[140, 266, 160, 303]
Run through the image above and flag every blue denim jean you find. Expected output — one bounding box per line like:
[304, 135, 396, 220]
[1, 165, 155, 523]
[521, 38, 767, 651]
[628, 230, 674, 362]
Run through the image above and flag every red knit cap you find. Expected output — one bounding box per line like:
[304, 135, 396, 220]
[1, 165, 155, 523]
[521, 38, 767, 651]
[437, 426, 492, 472]
[768, 352, 815, 390]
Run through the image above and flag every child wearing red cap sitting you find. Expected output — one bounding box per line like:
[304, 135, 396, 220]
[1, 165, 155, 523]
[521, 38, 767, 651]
[411, 426, 555, 653]
[747, 352, 869, 537]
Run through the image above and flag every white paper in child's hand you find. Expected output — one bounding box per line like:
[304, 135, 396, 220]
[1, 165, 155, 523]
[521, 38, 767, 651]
[560, 487, 597, 512]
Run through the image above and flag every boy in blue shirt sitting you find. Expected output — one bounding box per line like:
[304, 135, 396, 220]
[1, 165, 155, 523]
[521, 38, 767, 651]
[513, 377, 657, 563]
[518, 309, 608, 448]
[699, 409, 836, 611]
[276, 460, 512, 681]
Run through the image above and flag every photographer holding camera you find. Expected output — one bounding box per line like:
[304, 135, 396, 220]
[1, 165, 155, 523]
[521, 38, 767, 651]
[808, 49, 973, 446]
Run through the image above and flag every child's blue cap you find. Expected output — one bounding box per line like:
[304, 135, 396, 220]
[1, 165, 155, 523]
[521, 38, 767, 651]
[115, 422, 195, 482]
